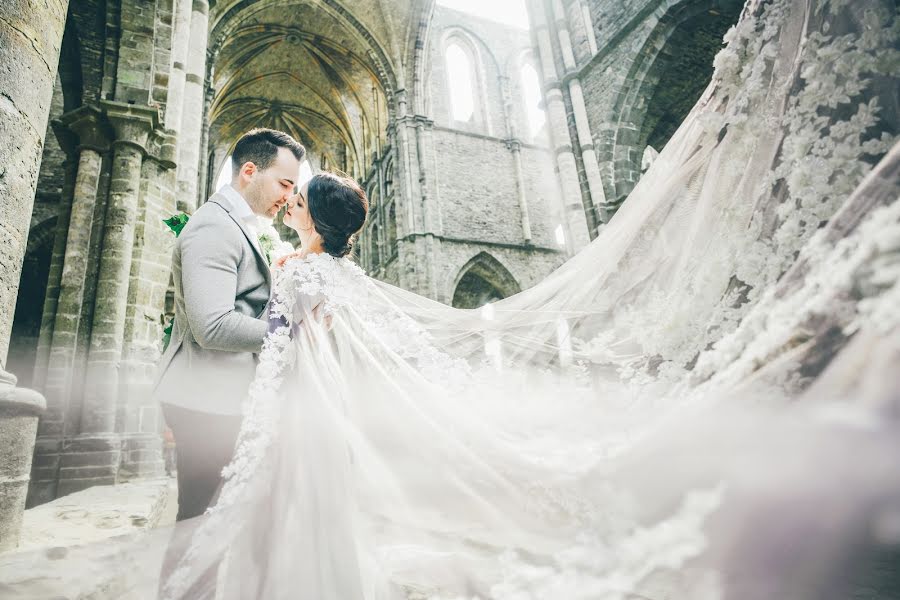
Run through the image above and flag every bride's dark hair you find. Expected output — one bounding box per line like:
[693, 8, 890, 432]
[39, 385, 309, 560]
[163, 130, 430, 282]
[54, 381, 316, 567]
[306, 171, 369, 258]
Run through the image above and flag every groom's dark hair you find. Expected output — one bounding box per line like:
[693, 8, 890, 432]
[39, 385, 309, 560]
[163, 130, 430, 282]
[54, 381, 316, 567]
[231, 128, 306, 176]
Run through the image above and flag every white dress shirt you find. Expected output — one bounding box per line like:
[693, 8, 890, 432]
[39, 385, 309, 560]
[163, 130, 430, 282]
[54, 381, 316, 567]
[220, 184, 261, 250]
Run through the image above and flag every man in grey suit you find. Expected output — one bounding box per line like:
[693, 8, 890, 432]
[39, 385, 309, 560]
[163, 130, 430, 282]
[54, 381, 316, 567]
[153, 128, 305, 521]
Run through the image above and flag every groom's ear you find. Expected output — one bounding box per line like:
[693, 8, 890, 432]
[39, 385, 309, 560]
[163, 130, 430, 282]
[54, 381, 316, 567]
[238, 161, 257, 180]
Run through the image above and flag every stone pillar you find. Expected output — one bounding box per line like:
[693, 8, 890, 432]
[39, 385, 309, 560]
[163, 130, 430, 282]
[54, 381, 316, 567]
[118, 128, 176, 481]
[413, 116, 439, 299]
[568, 78, 612, 222]
[176, 0, 209, 212]
[56, 102, 155, 497]
[551, 0, 577, 71]
[165, 0, 193, 133]
[551, 0, 610, 223]
[508, 140, 534, 242]
[0, 374, 44, 551]
[31, 107, 112, 503]
[579, 0, 598, 56]
[0, 0, 68, 550]
[499, 75, 533, 243]
[528, 0, 589, 253]
[32, 123, 78, 391]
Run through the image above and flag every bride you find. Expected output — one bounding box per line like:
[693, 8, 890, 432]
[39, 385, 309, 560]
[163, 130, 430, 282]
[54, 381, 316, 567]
[1, 0, 898, 597]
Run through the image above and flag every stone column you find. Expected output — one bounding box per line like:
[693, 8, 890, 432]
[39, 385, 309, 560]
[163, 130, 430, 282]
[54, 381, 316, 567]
[413, 116, 439, 300]
[552, 0, 611, 224]
[0, 0, 68, 550]
[528, 0, 589, 253]
[579, 0, 598, 56]
[567, 78, 611, 222]
[508, 140, 534, 242]
[56, 102, 155, 497]
[164, 0, 193, 133]
[32, 123, 78, 391]
[499, 75, 533, 243]
[31, 107, 112, 503]
[176, 0, 209, 212]
[46, 107, 110, 407]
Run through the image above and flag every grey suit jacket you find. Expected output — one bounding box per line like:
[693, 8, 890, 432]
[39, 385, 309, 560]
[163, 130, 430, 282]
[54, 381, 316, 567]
[152, 189, 271, 416]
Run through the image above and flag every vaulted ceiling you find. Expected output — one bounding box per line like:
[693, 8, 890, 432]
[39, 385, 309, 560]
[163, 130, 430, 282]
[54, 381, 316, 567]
[207, 0, 432, 178]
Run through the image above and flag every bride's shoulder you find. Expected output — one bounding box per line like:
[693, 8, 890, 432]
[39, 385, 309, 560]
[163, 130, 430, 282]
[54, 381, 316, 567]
[274, 252, 369, 298]
[277, 252, 366, 279]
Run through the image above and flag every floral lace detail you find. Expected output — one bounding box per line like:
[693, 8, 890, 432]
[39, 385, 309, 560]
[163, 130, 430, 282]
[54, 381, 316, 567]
[589, 0, 898, 383]
[491, 486, 724, 600]
[272, 252, 367, 316]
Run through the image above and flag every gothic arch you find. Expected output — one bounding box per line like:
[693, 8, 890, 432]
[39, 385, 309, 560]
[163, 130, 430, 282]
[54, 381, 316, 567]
[207, 2, 397, 182]
[432, 27, 496, 132]
[451, 252, 521, 309]
[602, 0, 743, 206]
[58, 13, 84, 112]
[9, 217, 57, 388]
[209, 0, 398, 100]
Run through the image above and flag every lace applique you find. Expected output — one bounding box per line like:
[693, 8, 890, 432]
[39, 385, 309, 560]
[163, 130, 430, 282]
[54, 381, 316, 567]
[271, 252, 367, 318]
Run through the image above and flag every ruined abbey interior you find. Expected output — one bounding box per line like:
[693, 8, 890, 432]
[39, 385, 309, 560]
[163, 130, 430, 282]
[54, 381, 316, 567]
[0, 0, 745, 546]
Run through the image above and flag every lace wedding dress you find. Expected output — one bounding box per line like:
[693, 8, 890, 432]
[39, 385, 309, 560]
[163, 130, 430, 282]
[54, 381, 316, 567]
[1, 0, 898, 598]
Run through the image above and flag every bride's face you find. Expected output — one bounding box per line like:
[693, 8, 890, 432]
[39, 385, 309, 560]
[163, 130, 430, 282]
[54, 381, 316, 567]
[283, 181, 318, 245]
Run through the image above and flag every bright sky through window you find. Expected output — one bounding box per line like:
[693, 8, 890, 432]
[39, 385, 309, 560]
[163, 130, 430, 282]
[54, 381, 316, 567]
[215, 155, 232, 191]
[437, 0, 530, 29]
[446, 42, 475, 122]
[520, 62, 545, 137]
[555, 224, 566, 247]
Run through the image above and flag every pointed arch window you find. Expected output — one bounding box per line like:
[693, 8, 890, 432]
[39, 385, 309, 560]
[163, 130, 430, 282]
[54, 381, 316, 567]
[520, 61, 546, 138]
[446, 41, 476, 122]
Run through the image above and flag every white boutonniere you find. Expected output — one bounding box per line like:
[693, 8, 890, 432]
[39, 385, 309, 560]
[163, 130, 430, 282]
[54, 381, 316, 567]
[254, 216, 295, 267]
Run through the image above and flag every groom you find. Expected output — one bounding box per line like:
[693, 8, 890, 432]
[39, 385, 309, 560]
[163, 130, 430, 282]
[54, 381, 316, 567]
[153, 128, 305, 522]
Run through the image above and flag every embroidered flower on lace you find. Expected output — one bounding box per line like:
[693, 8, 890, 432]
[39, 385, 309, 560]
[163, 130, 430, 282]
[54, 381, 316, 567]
[598, 0, 899, 382]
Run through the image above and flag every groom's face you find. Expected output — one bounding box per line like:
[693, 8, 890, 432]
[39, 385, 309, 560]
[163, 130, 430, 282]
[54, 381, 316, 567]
[244, 147, 301, 218]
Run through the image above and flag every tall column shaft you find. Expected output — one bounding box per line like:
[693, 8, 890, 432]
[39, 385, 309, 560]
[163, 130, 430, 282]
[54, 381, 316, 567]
[83, 146, 144, 434]
[0, 0, 66, 552]
[527, 0, 590, 252]
[0, 0, 69, 363]
[56, 104, 153, 497]
[164, 0, 193, 132]
[511, 145, 533, 242]
[33, 141, 77, 390]
[580, 0, 598, 56]
[176, 0, 209, 212]
[568, 78, 610, 221]
[546, 87, 590, 251]
[45, 147, 103, 403]
[551, 0, 576, 71]
[31, 110, 109, 505]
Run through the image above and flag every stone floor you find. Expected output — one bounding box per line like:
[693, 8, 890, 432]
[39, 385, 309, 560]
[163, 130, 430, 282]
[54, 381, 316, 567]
[16, 477, 177, 552]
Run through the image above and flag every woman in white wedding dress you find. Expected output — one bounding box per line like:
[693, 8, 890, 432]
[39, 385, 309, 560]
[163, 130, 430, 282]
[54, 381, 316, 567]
[1, 0, 899, 598]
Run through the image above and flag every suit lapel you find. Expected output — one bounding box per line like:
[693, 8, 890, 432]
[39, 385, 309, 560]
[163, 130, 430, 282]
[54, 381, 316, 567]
[208, 193, 273, 286]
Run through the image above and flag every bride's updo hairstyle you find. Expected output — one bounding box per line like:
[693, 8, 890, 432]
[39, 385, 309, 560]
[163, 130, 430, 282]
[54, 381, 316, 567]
[306, 172, 369, 258]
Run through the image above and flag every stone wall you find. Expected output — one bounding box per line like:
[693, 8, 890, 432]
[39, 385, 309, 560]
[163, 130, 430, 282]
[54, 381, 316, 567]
[365, 5, 566, 305]
[578, 0, 743, 206]
[3, 0, 199, 509]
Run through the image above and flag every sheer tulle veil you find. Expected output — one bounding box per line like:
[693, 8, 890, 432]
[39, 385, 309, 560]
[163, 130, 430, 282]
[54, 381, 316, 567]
[1, 0, 898, 598]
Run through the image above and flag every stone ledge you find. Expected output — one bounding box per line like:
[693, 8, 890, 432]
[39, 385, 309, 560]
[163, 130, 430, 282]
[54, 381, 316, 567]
[12, 477, 176, 553]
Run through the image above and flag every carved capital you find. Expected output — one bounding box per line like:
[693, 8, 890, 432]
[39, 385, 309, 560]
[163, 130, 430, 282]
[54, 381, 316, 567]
[100, 100, 159, 153]
[58, 104, 113, 153]
[147, 128, 178, 169]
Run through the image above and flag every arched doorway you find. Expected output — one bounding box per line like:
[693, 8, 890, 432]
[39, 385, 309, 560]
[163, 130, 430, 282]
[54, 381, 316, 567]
[604, 0, 743, 206]
[451, 252, 521, 309]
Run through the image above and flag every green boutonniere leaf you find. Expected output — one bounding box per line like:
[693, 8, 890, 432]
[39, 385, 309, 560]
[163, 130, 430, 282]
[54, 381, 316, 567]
[163, 213, 191, 237]
[162, 320, 173, 351]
